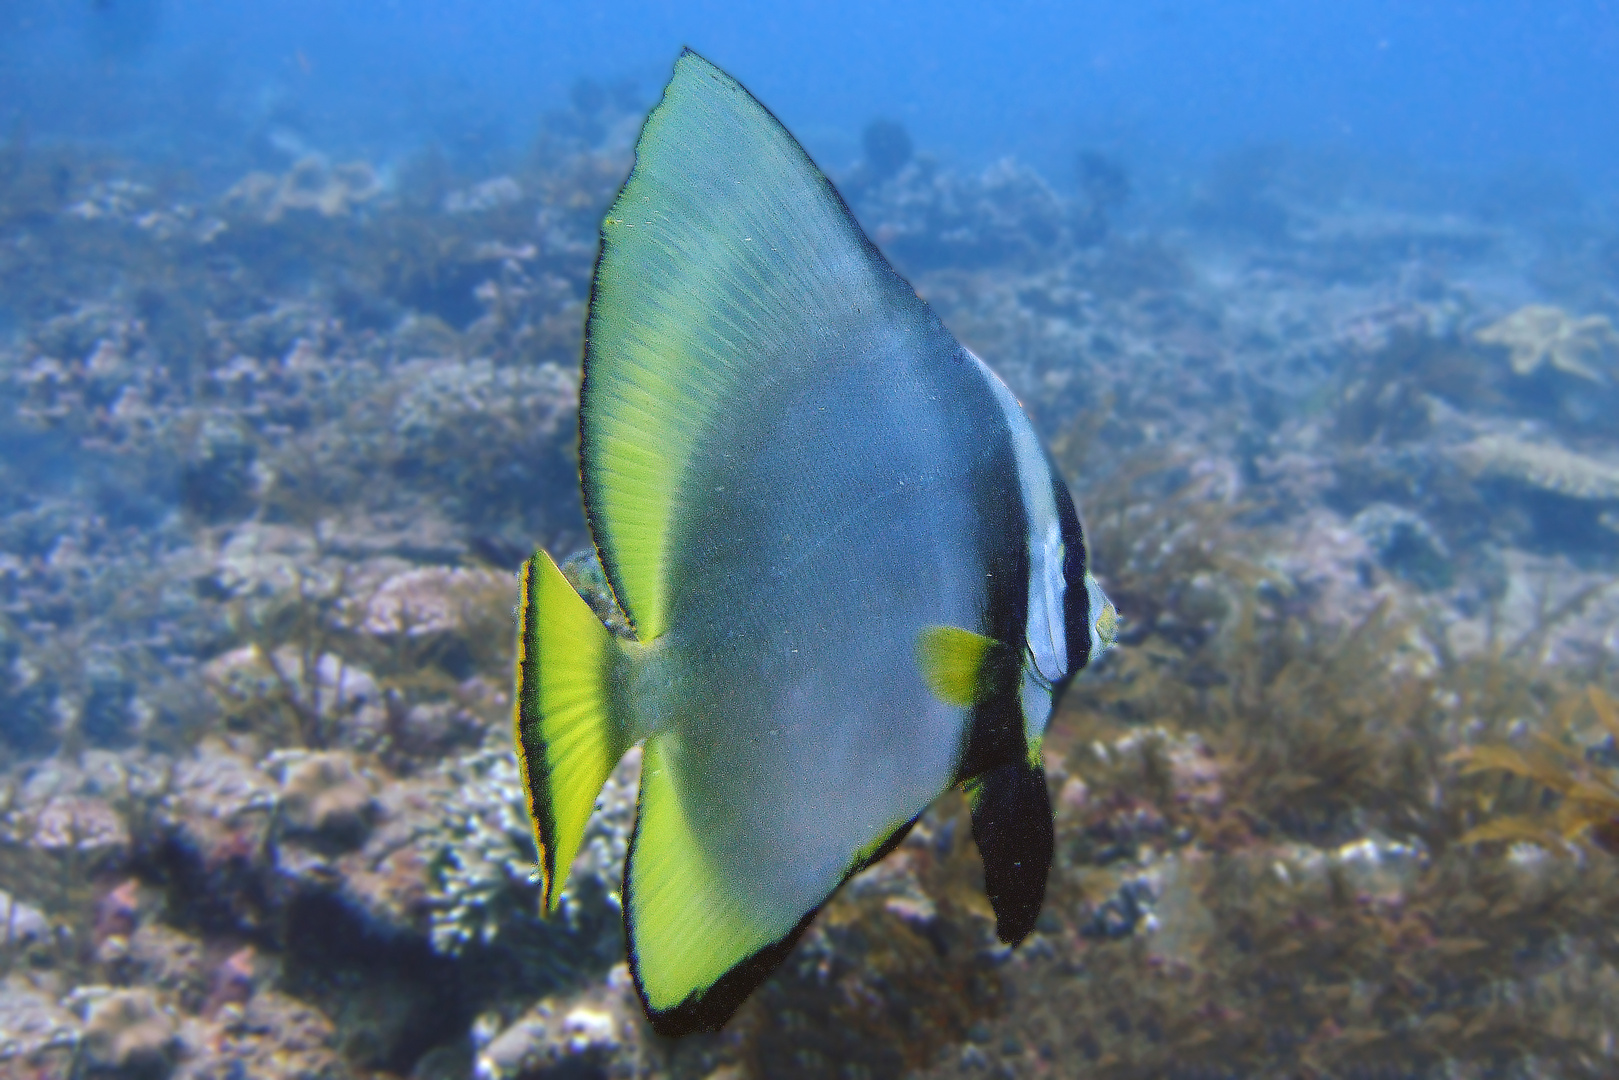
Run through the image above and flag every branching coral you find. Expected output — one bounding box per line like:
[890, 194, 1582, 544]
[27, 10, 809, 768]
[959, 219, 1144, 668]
[223, 157, 382, 223]
[1476, 304, 1619, 382]
[1452, 435, 1619, 501]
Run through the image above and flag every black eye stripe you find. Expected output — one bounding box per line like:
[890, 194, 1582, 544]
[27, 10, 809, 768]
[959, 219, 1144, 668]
[1051, 477, 1091, 680]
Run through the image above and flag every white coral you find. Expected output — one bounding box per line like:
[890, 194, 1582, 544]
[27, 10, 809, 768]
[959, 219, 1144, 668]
[1476, 304, 1619, 381]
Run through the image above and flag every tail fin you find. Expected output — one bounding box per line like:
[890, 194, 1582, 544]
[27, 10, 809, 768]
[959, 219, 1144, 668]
[513, 550, 630, 912]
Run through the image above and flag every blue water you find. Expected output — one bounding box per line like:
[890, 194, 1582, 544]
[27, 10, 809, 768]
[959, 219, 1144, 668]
[5, 1, 1617, 190]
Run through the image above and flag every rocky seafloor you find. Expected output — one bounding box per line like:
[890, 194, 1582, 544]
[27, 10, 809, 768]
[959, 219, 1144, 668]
[2, 97, 1619, 1079]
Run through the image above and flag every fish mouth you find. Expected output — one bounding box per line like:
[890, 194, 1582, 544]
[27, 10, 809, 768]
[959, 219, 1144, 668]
[1094, 598, 1120, 652]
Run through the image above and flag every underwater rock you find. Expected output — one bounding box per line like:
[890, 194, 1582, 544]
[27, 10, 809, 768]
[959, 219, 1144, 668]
[274, 752, 378, 852]
[95, 878, 142, 944]
[153, 741, 279, 934]
[1292, 208, 1499, 272]
[1269, 508, 1400, 629]
[473, 967, 643, 1080]
[1476, 304, 1619, 382]
[173, 989, 353, 1080]
[179, 416, 260, 523]
[729, 802, 1009, 1079]
[390, 700, 484, 760]
[268, 753, 446, 932]
[443, 177, 524, 215]
[150, 732, 617, 976]
[1320, 834, 1428, 902]
[558, 549, 633, 638]
[204, 645, 388, 753]
[1073, 150, 1130, 244]
[316, 512, 468, 565]
[0, 889, 50, 947]
[0, 622, 62, 755]
[4, 758, 139, 875]
[360, 566, 511, 638]
[1077, 877, 1156, 940]
[1444, 548, 1619, 667]
[389, 357, 579, 532]
[428, 744, 633, 978]
[0, 974, 79, 1073]
[212, 524, 324, 599]
[78, 987, 180, 1078]
[100, 923, 210, 1014]
[202, 946, 258, 1016]
[25, 799, 129, 867]
[855, 156, 1072, 273]
[1350, 502, 1453, 590]
[79, 657, 142, 749]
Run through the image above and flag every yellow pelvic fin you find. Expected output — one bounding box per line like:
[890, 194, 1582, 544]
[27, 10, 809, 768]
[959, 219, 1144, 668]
[513, 550, 631, 912]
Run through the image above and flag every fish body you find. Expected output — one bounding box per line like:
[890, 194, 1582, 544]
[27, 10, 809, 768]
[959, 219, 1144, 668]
[514, 48, 1116, 1037]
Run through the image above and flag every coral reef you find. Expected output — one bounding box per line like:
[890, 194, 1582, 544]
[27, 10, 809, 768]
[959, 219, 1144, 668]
[3, 92, 1619, 1080]
[273, 752, 378, 850]
[847, 154, 1077, 273]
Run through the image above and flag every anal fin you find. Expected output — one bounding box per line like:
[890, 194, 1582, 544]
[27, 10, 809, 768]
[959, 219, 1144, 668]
[625, 735, 788, 1035]
[964, 761, 1054, 944]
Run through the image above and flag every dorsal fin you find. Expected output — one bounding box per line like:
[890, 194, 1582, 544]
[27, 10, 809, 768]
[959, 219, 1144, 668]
[580, 48, 901, 641]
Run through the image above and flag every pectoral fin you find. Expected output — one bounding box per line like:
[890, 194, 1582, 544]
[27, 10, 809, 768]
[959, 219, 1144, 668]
[916, 625, 1018, 708]
[964, 760, 1054, 944]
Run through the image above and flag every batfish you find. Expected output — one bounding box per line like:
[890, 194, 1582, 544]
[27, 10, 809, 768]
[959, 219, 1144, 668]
[513, 48, 1117, 1037]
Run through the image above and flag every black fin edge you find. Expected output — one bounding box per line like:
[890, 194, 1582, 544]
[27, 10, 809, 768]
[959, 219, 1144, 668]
[1052, 476, 1092, 705]
[625, 807, 922, 1038]
[966, 761, 1054, 945]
